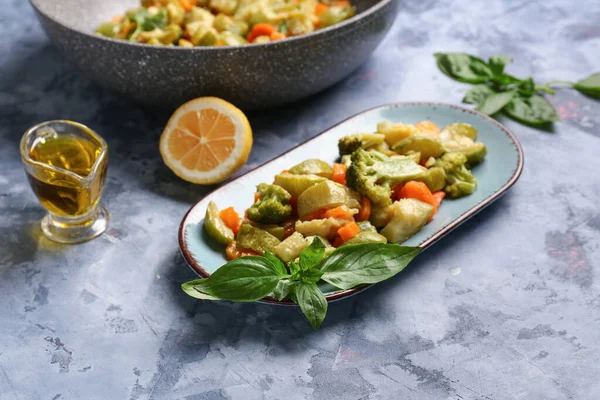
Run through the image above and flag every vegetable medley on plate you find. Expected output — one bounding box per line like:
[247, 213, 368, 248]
[96, 0, 355, 46]
[204, 119, 488, 261]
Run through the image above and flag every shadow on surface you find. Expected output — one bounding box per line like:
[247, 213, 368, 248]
[0, 206, 68, 267]
[1, 45, 121, 141]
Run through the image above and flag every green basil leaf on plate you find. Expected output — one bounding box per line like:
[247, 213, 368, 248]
[299, 237, 325, 271]
[293, 281, 328, 330]
[289, 261, 300, 275]
[181, 280, 221, 300]
[504, 94, 560, 125]
[434, 53, 493, 84]
[194, 256, 282, 302]
[271, 279, 294, 301]
[300, 268, 324, 283]
[574, 73, 600, 99]
[321, 244, 421, 290]
[264, 251, 288, 276]
[475, 90, 516, 115]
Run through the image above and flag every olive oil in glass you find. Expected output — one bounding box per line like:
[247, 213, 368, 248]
[21, 121, 109, 243]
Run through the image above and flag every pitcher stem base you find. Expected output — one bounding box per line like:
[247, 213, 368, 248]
[41, 206, 109, 244]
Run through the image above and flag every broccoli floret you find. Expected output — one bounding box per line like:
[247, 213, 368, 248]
[338, 136, 362, 156]
[433, 152, 478, 198]
[247, 183, 292, 224]
[338, 133, 385, 157]
[346, 148, 424, 206]
[341, 154, 353, 168]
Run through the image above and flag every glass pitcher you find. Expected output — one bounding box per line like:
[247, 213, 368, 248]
[20, 120, 109, 244]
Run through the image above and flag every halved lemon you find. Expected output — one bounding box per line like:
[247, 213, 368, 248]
[159, 97, 252, 184]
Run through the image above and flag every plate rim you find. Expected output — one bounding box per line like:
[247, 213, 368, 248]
[178, 101, 524, 305]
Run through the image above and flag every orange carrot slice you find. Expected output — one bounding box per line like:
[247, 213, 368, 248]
[323, 205, 353, 219]
[395, 181, 436, 206]
[332, 163, 347, 185]
[315, 3, 329, 15]
[247, 23, 276, 43]
[338, 221, 360, 241]
[355, 195, 371, 222]
[270, 31, 286, 41]
[219, 207, 241, 235]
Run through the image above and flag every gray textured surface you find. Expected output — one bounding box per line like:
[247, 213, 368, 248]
[30, 0, 397, 109]
[1, 0, 600, 399]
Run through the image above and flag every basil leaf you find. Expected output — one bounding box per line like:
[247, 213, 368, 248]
[264, 251, 288, 276]
[299, 237, 325, 271]
[504, 94, 560, 125]
[535, 85, 556, 95]
[490, 73, 521, 86]
[289, 286, 298, 303]
[289, 261, 300, 275]
[271, 279, 294, 301]
[517, 78, 535, 97]
[278, 20, 288, 34]
[293, 281, 327, 330]
[463, 84, 496, 104]
[181, 280, 221, 300]
[137, 8, 167, 31]
[300, 268, 324, 283]
[475, 90, 516, 115]
[129, 8, 167, 41]
[434, 53, 493, 83]
[488, 55, 512, 76]
[193, 256, 282, 302]
[321, 244, 421, 290]
[574, 73, 600, 99]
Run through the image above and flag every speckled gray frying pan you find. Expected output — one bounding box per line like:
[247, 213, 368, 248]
[29, 0, 398, 110]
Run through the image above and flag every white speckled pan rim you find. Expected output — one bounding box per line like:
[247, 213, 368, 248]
[178, 102, 525, 306]
[29, 0, 391, 51]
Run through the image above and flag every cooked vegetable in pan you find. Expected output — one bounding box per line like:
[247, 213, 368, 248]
[96, 0, 355, 46]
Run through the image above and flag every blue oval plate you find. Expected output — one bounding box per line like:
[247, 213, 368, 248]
[179, 102, 524, 304]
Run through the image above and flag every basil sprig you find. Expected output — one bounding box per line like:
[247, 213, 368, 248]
[293, 281, 327, 330]
[128, 8, 168, 42]
[573, 73, 600, 99]
[320, 244, 420, 290]
[434, 52, 599, 127]
[182, 238, 420, 330]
